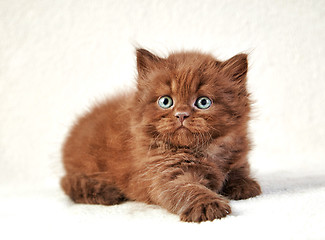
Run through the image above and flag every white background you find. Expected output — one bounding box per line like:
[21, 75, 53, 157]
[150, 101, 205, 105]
[1, 0, 324, 239]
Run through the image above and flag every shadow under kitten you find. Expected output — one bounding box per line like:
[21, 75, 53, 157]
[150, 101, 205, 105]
[259, 171, 325, 196]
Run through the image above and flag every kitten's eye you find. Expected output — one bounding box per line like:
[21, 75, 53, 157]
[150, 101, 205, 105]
[195, 97, 212, 109]
[158, 96, 173, 109]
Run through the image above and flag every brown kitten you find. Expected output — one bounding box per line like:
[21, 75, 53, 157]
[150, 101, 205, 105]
[61, 48, 261, 222]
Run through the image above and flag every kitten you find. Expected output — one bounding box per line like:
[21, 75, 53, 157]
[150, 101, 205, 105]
[61, 48, 261, 222]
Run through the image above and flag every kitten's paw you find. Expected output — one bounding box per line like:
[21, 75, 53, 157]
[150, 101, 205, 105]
[222, 177, 261, 200]
[180, 196, 231, 223]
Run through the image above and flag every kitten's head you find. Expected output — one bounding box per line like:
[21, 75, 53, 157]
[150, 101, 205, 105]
[134, 49, 250, 148]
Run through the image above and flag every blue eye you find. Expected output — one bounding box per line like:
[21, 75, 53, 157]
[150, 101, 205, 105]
[195, 97, 212, 109]
[158, 96, 173, 109]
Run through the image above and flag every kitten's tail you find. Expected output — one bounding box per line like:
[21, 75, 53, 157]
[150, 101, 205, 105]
[60, 173, 127, 205]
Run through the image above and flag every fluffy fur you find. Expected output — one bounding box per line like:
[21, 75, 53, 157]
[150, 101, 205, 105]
[61, 49, 261, 222]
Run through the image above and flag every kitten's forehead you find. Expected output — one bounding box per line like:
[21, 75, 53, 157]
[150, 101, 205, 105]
[165, 53, 218, 100]
[170, 69, 200, 99]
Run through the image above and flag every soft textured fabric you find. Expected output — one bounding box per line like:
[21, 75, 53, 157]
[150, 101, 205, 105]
[0, 0, 324, 239]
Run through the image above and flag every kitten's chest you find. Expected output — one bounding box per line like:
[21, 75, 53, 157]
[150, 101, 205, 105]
[206, 140, 239, 170]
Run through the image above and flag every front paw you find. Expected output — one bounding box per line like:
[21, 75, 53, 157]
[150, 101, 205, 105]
[180, 195, 231, 222]
[222, 177, 261, 200]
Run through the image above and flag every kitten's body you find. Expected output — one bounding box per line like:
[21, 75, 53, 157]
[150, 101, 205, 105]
[61, 49, 261, 222]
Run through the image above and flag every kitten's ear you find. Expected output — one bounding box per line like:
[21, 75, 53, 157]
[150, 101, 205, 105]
[220, 54, 248, 83]
[136, 48, 163, 79]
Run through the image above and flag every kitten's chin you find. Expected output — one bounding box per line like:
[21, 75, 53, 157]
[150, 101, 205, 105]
[171, 127, 197, 147]
[175, 127, 191, 135]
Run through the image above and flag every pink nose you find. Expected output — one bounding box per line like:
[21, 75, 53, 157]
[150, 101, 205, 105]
[175, 112, 190, 124]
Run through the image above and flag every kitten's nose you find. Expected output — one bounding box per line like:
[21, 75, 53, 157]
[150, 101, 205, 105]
[175, 112, 190, 124]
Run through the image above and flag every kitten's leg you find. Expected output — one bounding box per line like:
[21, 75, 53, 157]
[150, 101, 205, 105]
[61, 173, 127, 205]
[221, 164, 261, 200]
[149, 173, 231, 222]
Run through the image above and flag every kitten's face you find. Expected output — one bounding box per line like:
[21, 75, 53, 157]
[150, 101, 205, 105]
[135, 49, 250, 148]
